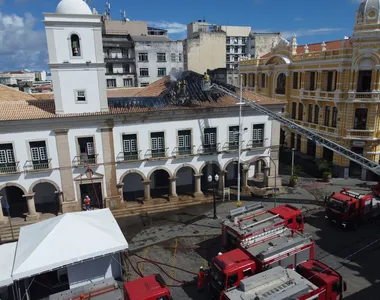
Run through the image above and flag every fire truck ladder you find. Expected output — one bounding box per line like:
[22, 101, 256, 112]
[240, 225, 287, 249]
[205, 83, 380, 176]
[239, 213, 280, 230]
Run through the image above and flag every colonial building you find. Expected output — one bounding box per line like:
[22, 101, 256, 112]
[0, 0, 284, 224]
[239, 0, 380, 180]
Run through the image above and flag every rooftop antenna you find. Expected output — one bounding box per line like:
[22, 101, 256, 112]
[105, 2, 111, 20]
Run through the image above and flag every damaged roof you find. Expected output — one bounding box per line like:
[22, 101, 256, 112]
[0, 71, 285, 121]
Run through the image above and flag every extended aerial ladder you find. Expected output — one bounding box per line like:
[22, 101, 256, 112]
[202, 80, 380, 176]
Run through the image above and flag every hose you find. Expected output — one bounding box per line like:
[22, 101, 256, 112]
[135, 260, 184, 287]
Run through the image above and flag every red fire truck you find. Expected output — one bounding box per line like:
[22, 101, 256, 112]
[325, 188, 380, 229]
[222, 262, 346, 300]
[208, 227, 314, 299]
[221, 203, 304, 250]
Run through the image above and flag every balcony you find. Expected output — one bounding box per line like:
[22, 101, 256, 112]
[105, 71, 136, 76]
[104, 56, 135, 63]
[222, 142, 244, 152]
[145, 148, 169, 160]
[245, 140, 264, 150]
[24, 159, 52, 172]
[349, 91, 380, 101]
[0, 162, 20, 175]
[171, 146, 195, 157]
[72, 154, 98, 168]
[345, 129, 376, 139]
[116, 151, 142, 163]
[197, 144, 221, 155]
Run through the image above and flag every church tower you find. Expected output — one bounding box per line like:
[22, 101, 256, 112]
[43, 0, 108, 115]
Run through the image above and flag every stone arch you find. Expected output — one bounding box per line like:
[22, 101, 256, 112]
[147, 167, 173, 180]
[199, 160, 222, 174]
[173, 164, 198, 177]
[29, 179, 60, 194]
[119, 169, 147, 184]
[0, 182, 27, 195]
[222, 158, 239, 173]
[353, 53, 380, 67]
[265, 55, 291, 66]
[275, 72, 287, 95]
[69, 32, 81, 57]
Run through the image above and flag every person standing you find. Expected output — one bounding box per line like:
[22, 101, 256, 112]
[84, 196, 91, 211]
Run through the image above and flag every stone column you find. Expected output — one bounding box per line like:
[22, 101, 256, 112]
[23, 193, 40, 221]
[101, 126, 119, 207]
[0, 196, 7, 225]
[218, 171, 227, 191]
[169, 177, 179, 201]
[143, 180, 151, 201]
[53, 129, 76, 212]
[242, 169, 249, 188]
[117, 183, 124, 204]
[54, 191, 64, 214]
[193, 174, 204, 198]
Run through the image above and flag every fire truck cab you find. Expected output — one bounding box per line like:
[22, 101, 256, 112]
[222, 262, 346, 300]
[222, 203, 304, 250]
[209, 228, 314, 299]
[325, 188, 380, 229]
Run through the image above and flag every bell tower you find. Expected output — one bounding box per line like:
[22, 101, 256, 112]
[43, 0, 108, 115]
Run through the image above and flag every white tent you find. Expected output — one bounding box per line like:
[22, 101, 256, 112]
[0, 242, 17, 287]
[12, 208, 128, 280]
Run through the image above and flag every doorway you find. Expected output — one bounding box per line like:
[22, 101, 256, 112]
[349, 147, 363, 178]
[80, 183, 103, 209]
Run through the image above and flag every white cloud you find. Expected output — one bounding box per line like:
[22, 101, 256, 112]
[282, 28, 343, 39]
[294, 17, 304, 21]
[148, 21, 187, 34]
[0, 11, 47, 70]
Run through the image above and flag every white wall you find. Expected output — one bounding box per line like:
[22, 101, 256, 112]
[67, 253, 122, 289]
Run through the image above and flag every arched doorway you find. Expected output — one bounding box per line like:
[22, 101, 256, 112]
[0, 185, 27, 218]
[149, 169, 171, 199]
[122, 172, 144, 202]
[175, 166, 196, 196]
[224, 160, 243, 188]
[200, 161, 221, 194]
[276, 73, 286, 95]
[31, 181, 59, 215]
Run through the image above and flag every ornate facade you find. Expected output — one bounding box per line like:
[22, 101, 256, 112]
[239, 0, 380, 180]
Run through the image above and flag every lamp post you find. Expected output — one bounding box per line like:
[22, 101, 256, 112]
[291, 148, 295, 177]
[208, 174, 219, 219]
[237, 74, 245, 207]
[268, 155, 278, 208]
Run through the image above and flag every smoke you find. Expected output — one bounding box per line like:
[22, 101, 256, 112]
[169, 73, 177, 82]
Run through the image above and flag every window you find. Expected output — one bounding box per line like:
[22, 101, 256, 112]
[234, 38, 238, 44]
[357, 70, 372, 92]
[178, 130, 191, 155]
[70, 34, 81, 57]
[106, 63, 113, 74]
[157, 53, 166, 62]
[276, 73, 286, 94]
[242, 37, 247, 44]
[314, 105, 320, 124]
[252, 124, 264, 146]
[325, 106, 331, 126]
[293, 72, 299, 89]
[170, 53, 176, 62]
[29, 141, 48, 169]
[122, 64, 130, 73]
[121, 49, 129, 58]
[242, 268, 252, 277]
[75, 90, 86, 102]
[327, 71, 334, 91]
[138, 52, 148, 62]
[226, 46, 230, 53]
[309, 71, 316, 90]
[287, 218, 293, 224]
[178, 53, 182, 62]
[229, 126, 239, 150]
[354, 108, 368, 129]
[139, 68, 149, 77]
[332, 107, 338, 128]
[227, 273, 238, 288]
[77, 137, 95, 165]
[308, 104, 313, 123]
[123, 134, 138, 160]
[204, 128, 217, 153]
[296, 214, 303, 224]
[140, 82, 149, 87]
[226, 37, 230, 44]
[291, 102, 297, 119]
[123, 78, 133, 87]
[242, 46, 246, 54]
[151, 132, 165, 158]
[296, 134, 301, 152]
[298, 103, 303, 121]
[261, 73, 266, 87]
[158, 68, 166, 77]
[107, 79, 116, 88]
[0, 143, 16, 173]
[234, 46, 239, 53]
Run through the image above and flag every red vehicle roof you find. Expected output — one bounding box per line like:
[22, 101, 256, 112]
[214, 249, 254, 272]
[124, 275, 168, 300]
[298, 260, 340, 284]
[269, 205, 300, 219]
[331, 193, 353, 202]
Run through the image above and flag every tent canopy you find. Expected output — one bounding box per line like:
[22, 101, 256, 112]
[12, 208, 128, 280]
[0, 242, 17, 287]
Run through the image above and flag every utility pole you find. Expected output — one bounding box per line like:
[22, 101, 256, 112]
[236, 75, 244, 207]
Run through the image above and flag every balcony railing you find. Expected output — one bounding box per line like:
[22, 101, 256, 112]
[116, 151, 142, 163]
[72, 154, 98, 168]
[197, 144, 221, 155]
[24, 159, 52, 172]
[0, 162, 20, 175]
[171, 146, 195, 157]
[104, 56, 135, 63]
[222, 141, 244, 152]
[346, 129, 375, 138]
[105, 71, 135, 76]
[145, 148, 169, 160]
[349, 91, 380, 101]
[245, 140, 264, 150]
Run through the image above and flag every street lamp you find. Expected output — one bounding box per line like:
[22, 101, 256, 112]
[208, 174, 219, 219]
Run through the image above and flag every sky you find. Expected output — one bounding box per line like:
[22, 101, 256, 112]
[0, 0, 365, 71]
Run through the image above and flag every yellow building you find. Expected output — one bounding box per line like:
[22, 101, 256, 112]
[239, 0, 380, 180]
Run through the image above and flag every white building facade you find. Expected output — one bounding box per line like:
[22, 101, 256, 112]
[0, 0, 284, 224]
